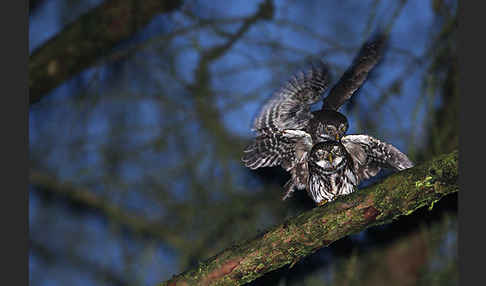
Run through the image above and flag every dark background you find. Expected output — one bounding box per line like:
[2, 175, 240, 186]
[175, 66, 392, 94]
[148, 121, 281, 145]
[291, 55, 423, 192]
[28, 0, 458, 285]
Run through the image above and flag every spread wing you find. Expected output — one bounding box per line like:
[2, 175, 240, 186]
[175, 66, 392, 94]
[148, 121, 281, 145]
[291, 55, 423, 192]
[322, 32, 387, 111]
[252, 62, 331, 133]
[243, 63, 329, 171]
[341, 134, 414, 182]
[242, 132, 293, 170]
[242, 130, 313, 171]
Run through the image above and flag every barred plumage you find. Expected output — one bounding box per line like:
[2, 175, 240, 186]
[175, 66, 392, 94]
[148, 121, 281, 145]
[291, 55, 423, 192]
[252, 62, 331, 134]
[306, 141, 357, 203]
[341, 134, 414, 182]
[242, 131, 294, 170]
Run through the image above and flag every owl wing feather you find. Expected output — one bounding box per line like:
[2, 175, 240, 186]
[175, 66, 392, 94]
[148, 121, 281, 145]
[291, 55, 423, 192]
[243, 62, 330, 171]
[253, 62, 331, 133]
[242, 129, 313, 171]
[341, 134, 414, 182]
[322, 32, 387, 111]
[242, 132, 293, 170]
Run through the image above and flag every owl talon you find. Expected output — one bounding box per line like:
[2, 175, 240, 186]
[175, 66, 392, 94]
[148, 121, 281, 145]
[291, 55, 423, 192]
[317, 200, 328, 207]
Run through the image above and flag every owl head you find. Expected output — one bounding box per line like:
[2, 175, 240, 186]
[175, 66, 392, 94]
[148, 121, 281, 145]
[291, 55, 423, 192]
[309, 141, 348, 171]
[309, 110, 349, 142]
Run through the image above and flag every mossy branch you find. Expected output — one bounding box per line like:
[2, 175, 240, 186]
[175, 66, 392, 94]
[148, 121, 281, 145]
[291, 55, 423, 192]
[160, 150, 458, 286]
[29, 0, 182, 104]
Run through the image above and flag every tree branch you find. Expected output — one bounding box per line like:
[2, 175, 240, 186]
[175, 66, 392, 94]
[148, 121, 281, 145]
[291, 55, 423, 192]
[29, 0, 182, 104]
[187, 0, 274, 159]
[29, 170, 185, 248]
[160, 150, 458, 286]
[30, 239, 130, 286]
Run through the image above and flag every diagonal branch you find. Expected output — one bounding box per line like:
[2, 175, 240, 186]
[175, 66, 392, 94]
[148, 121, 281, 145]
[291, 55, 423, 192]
[29, 170, 185, 248]
[160, 150, 458, 286]
[29, 0, 183, 104]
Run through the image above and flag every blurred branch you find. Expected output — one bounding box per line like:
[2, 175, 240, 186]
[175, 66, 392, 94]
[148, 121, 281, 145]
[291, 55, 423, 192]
[29, 169, 283, 261]
[30, 239, 130, 286]
[29, 0, 183, 104]
[331, 212, 456, 286]
[421, 14, 458, 160]
[323, 0, 407, 113]
[336, 230, 428, 286]
[161, 150, 458, 286]
[187, 0, 274, 159]
[272, 19, 346, 50]
[99, 17, 248, 67]
[29, 170, 185, 248]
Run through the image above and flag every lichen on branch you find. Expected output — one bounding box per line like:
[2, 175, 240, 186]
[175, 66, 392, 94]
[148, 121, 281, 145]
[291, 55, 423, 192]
[160, 150, 458, 286]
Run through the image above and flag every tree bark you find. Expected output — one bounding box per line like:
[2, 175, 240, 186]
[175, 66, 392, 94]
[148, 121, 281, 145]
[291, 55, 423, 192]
[160, 150, 458, 286]
[29, 0, 182, 104]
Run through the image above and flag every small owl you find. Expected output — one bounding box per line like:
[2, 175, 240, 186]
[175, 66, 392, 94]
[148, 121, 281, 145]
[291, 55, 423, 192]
[282, 134, 414, 205]
[306, 141, 357, 204]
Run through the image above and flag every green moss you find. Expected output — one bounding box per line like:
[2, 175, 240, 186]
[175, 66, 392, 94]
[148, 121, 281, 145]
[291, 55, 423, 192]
[415, 176, 434, 188]
[428, 198, 441, 211]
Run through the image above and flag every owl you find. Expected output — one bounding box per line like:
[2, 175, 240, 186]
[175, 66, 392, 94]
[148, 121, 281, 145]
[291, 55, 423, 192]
[282, 134, 413, 205]
[243, 32, 387, 171]
[242, 32, 406, 205]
